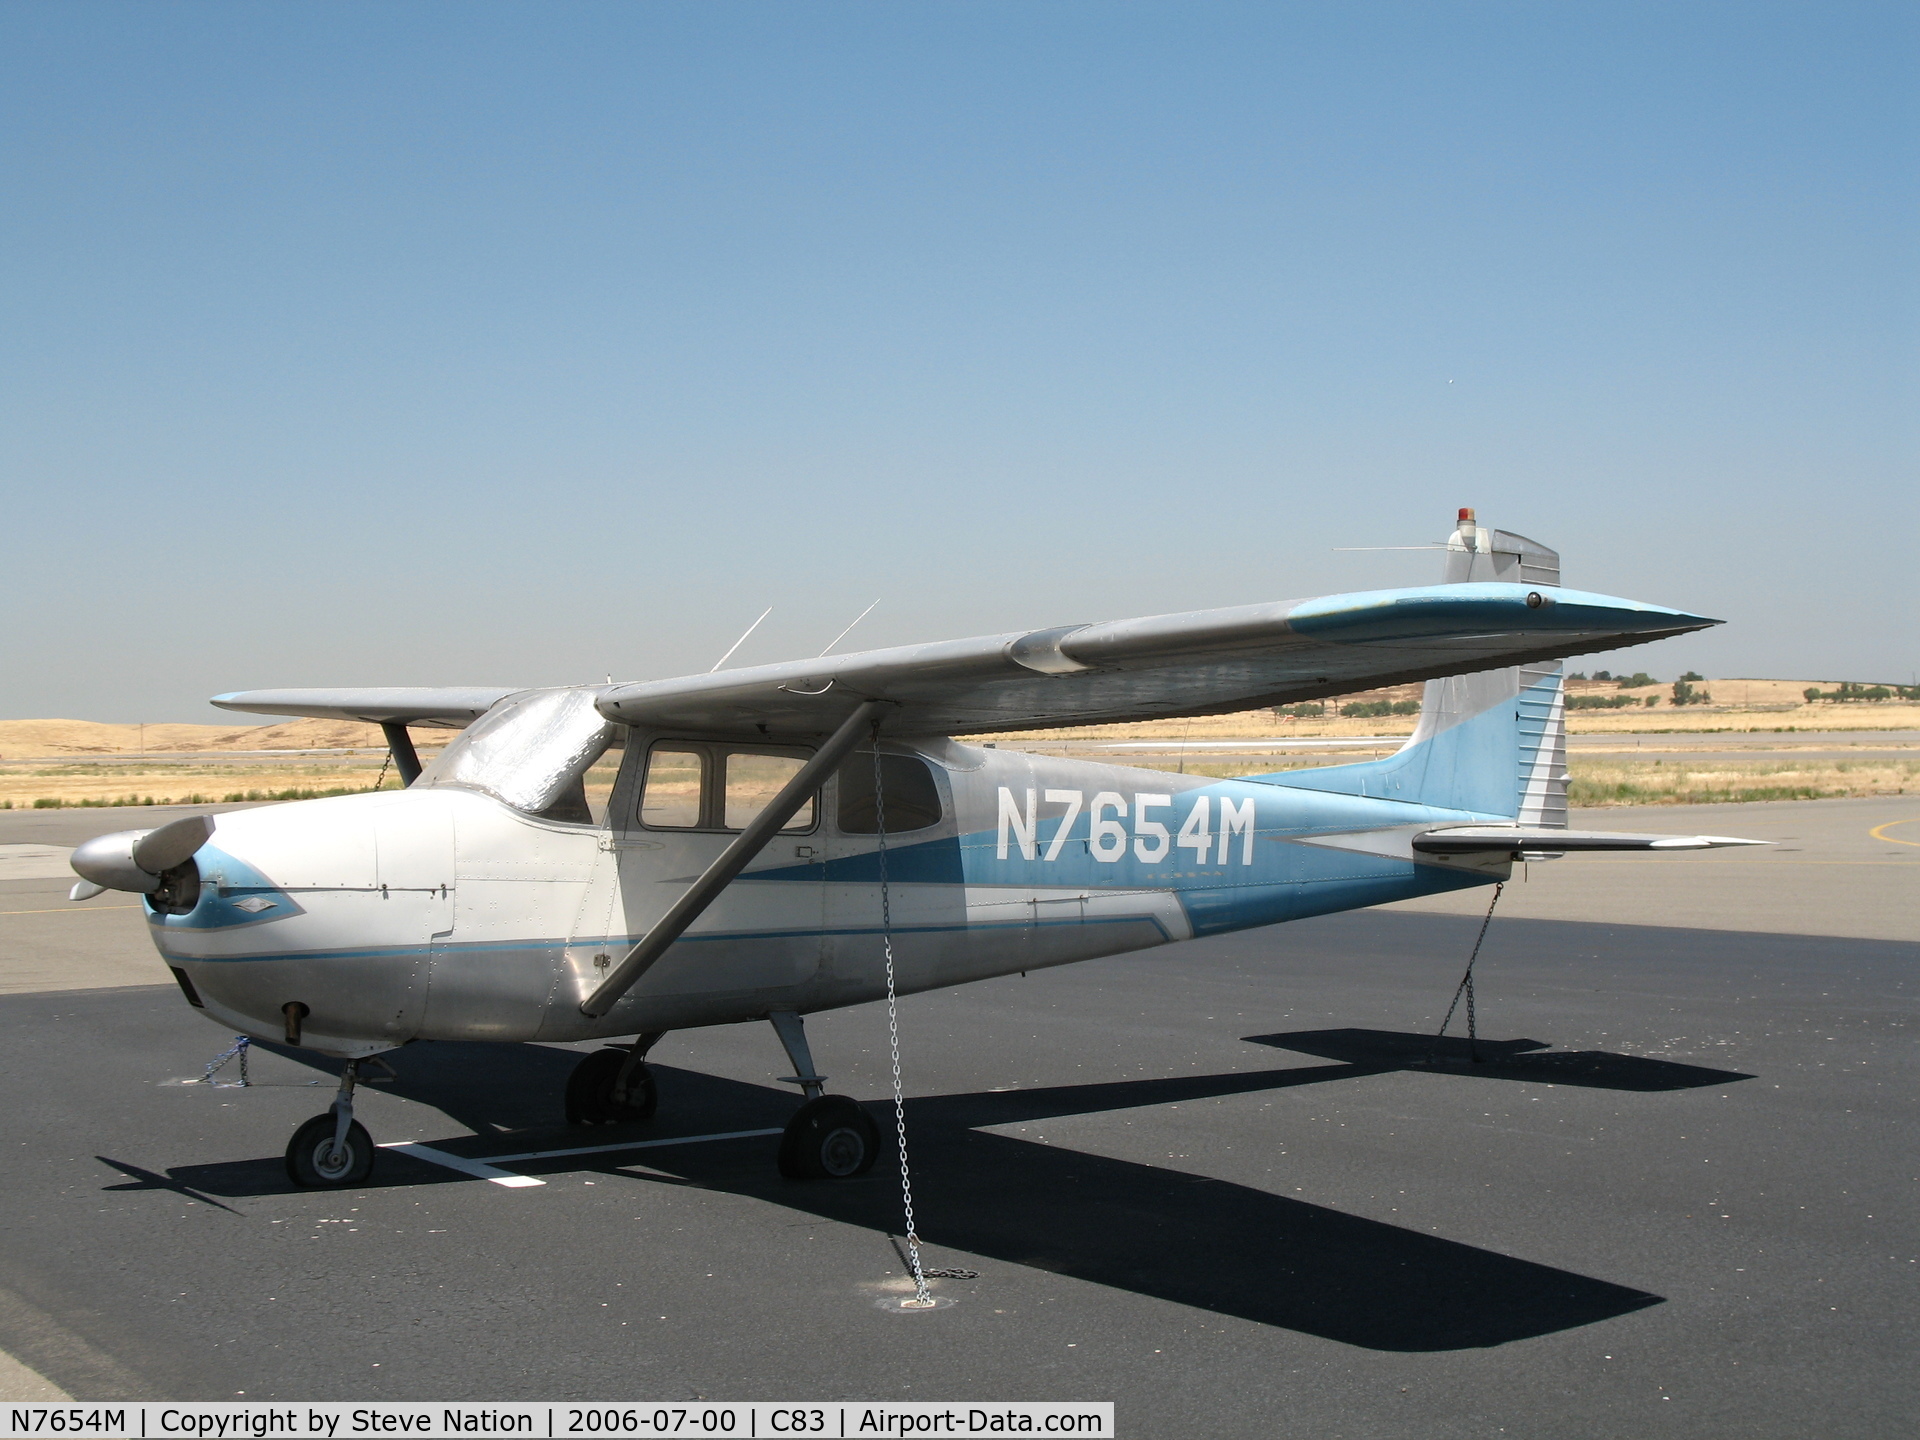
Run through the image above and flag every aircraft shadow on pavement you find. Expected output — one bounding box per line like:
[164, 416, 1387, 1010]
[127, 1039, 1673, 1352]
[1245, 1028, 1756, 1090]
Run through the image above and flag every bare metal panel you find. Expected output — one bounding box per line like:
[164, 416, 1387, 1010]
[210, 686, 522, 726]
[595, 583, 1709, 739]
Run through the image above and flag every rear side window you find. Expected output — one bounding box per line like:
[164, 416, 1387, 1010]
[724, 752, 815, 831]
[838, 753, 943, 834]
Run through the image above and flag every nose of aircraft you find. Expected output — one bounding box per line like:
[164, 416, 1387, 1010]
[69, 814, 214, 900]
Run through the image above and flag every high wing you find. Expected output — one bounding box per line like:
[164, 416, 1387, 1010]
[593, 581, 1714, 737]
[210, 686, 523, 728]
[208, 582, 1713, 739]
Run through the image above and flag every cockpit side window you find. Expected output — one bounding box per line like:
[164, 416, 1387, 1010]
[636, 742, 817, 833]
[416, 688, 619, 823]
[640, 747, 705, 828]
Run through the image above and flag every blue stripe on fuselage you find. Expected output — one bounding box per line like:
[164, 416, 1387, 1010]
[156, 909, 1173, 967]
[954, 775, 1498, 936]
[748, 835, 965, 885]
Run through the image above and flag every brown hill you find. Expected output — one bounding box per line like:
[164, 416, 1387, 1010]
[0, 716, 388, 757]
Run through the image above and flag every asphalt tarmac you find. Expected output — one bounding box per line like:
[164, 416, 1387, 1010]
[0, 800, 1913, 1437]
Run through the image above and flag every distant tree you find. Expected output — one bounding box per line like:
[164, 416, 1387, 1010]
[1592, 670, 1612, 681]
[1804, 682, 1896, 703]
[1804, 687, 1822, 703]
[1680, 671, 1704, 682]
[1616, 672, 1656, 689]
[1645, 695, 1659, 706]
[1671, 679, 1711, 706]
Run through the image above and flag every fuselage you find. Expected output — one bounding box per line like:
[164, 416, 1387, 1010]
[150, 737, 1511, 1057]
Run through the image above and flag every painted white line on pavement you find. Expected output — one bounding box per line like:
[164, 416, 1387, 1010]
[487, 1127, 784, 1164]
[379, 1142, 547, 1187]
[380, 1127, 785, 1187]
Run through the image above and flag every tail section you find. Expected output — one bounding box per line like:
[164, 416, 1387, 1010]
[1260, 510, 1569, 824]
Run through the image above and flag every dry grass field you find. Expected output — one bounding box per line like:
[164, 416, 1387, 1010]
[0, 718, 446, 809]
[0, 764, 407, 810]
[1566, 758, 1919, 806]
[0, 716, 389, 755]
[2, 678, 1913, 808]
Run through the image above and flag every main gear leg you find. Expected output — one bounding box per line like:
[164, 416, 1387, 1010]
[768, 1011, 879, 1180]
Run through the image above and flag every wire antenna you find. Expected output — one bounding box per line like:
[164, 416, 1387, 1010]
[709, 606, 773, 673]
[819, 598, 880, 658]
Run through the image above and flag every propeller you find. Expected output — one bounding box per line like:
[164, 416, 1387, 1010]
[69, 814, 214, 900]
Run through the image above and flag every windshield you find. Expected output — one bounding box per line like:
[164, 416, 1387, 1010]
[417, 687, 619, 821]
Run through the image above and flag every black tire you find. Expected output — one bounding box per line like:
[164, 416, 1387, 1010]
[285, 1113, 375, 1187]
[565, 1048, 657, 1126]
[778, 1096, 882, 1180]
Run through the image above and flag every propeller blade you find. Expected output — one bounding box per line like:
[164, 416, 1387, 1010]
[131, 815, 214, 872]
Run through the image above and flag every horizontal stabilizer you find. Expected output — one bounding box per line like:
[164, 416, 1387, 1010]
[1412, 827, 1767, 853]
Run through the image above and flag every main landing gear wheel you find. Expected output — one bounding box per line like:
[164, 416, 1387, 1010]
[778, 1095, 881, 1180]
[566, 1047, 658, 1125]
[285, 1113, 375, 1187]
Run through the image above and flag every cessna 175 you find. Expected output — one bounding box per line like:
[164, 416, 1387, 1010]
[69, 510, 1757, 1187]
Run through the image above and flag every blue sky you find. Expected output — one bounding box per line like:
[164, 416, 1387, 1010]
[3, 1, 1912, 721]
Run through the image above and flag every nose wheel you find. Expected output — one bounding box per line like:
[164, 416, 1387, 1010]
[286, 1061, 376, 1187]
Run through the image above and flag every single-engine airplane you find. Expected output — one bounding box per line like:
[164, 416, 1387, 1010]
[70, 510, 1759, 1187]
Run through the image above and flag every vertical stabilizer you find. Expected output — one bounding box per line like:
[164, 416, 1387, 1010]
[1444, 507, 1562, 587]
[1255, 510, 1570, 824]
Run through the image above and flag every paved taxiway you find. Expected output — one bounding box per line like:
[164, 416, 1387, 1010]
[0, 799, 1913, 1436]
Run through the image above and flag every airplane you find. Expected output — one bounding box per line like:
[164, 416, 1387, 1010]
[67, 509, 1760, 1188]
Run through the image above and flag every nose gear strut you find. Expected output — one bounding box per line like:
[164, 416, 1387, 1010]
[285, 1060, 376, 1187]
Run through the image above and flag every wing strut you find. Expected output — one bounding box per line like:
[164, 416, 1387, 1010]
[579, 699, 888, 1019]
[380, 723, 422, 786]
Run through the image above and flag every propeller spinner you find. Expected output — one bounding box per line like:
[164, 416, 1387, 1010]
[69, 814, 214, 902]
